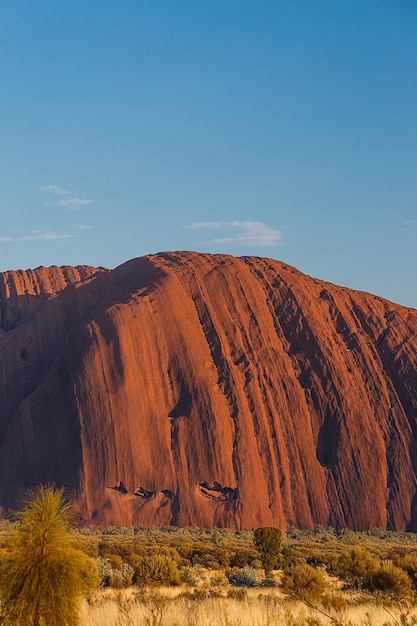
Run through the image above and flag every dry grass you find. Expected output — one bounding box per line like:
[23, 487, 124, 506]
[4, 521, 417, 624]
[80, 586, 417, 626]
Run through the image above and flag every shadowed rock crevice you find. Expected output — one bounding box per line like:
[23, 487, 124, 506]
[196, 482, 238, 502]
[167, 379, 192, 419]
[110, 481, 128, 494]
[134, 487, 155, 498]
[316, 411, 341, 468]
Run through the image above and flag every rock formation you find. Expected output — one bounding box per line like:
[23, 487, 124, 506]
[0, 251, 416, 530]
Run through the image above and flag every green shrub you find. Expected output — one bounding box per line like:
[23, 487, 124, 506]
[102, 525, 134, 536]
[109, 554, 123, 569]
[336, 547, 379, 588]
[366, 560, 413, 598]
[227, 567, 259, 587]
[253, 527, 283, 576]
[134, 553, 180, 586]
[211, 571, 229, 586]
[0, 486, 99, 626]
[97, 541, 113, 558]
[180, 564, 208, 586]
[282, 563, 326, 603]
[321, 592, 348, 612]
[229, 546, 259, 568]
[95, 556, 115, 587]
[281, 545, 295, 569]
[97, 539, 137, 562]
[95, 557, 134, 588]
[395, 554, 417, 589]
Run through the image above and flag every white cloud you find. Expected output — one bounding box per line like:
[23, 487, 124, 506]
[190, 221, 282, 247]
[41, 184, 96, 209]
[45, 198, 96, 209]
[72, 223, 93, 230]
[0, 231, 72, 242]
[40, 184, 71, 195]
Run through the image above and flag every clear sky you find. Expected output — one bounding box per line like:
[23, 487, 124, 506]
[1, 1, 416, 308]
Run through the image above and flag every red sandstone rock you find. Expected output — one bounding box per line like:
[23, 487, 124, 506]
[0, 252, 416, 530]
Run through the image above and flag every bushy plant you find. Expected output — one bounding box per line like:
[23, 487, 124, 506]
[227, 566, 259, 587]
[180, 564, 209, 586]
[0, 486, 99, 626]
[253, 527, 283, 576]
[229, 546, 258, 568]
[395, 554, 417, 589]
[177, 543, 230, 569]
[180, 587, 221, 601]
[108, 553, 123, 569]
[210, 571, 229, 586]
[321, 592, 348, 612]
[226, 587, 248, 600]
[102, 525, 134, 536]
[335, 546, 379, 588]
[134, 553, 180, 586]
[95, 556, 134, 588]
[135, 588, 168, 624]
[95, 556, 115, 587]
[365, 560, 413, 598]
[282, 563, 326, 603]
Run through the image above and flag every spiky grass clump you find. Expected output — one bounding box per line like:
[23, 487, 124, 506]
[0, 485, 98, 626]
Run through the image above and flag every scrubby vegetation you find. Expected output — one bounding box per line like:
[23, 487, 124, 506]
[2, 515, 417, 624]
[0, 486, 98, 625]
[253, 526, 283, 576]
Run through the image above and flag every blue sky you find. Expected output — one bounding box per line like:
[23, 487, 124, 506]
[1, 1, 416, 308]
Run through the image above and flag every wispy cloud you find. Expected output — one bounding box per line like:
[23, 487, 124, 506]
[190, 221, 282, 247]
[0, 230, 72, 242]
[45, 198, 96, 208]
[41, 184, 96, 210]
[40, 184, 71, 196]
[72, 223, 93, 230]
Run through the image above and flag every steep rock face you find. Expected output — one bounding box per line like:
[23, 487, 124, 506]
[0, 252, 416, 530]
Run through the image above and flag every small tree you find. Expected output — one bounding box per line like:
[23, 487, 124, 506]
[253, 527, 283, 577]
[0, 485, 99, 626]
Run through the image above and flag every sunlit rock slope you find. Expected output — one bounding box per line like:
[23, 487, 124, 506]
[1, 251, 416, 530]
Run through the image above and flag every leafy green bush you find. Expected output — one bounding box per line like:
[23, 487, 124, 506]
[282, 563, 326, 603]
[134, 553, 180, 586]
